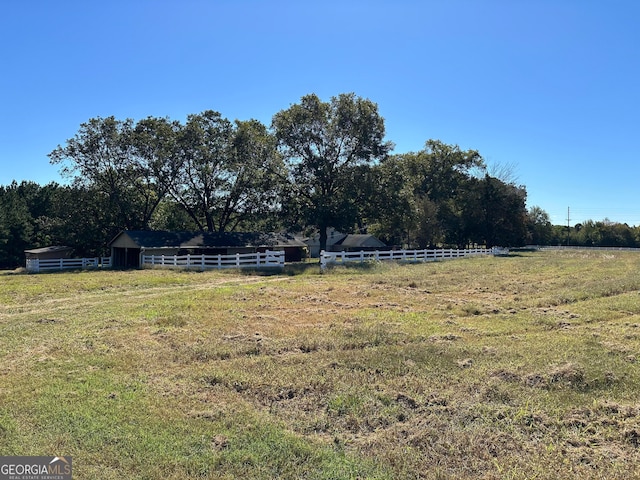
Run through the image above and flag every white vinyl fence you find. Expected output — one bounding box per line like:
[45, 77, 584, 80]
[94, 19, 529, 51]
[142, 250, 285, 270]
[320, 247, 507, 269]
[26, 257, 112, 273]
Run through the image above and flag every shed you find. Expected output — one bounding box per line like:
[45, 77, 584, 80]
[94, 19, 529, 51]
[108, 230, 307, 268]
[24, 245, 74, 260]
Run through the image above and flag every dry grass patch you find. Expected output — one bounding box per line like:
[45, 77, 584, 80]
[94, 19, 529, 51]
[3, 251, 640, 478]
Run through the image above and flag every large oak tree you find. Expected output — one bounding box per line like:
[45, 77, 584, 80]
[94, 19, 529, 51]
[272, 93, 392, 251]
[48, 116, 167, 231]
[171, 112, 284, 233]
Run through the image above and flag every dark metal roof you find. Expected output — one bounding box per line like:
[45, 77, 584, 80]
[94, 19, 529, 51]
[109, 230, 306, 248]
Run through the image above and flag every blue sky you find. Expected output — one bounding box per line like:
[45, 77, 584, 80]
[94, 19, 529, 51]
[1, 0, 639, 226]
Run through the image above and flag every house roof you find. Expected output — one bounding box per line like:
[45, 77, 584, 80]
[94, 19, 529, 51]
[333, 234, 386, 248]
[109, 230, 306, 249]
[302, 229, 386, 248]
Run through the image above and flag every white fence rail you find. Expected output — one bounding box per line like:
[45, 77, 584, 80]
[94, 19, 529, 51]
[320, 247, 505, 269]
[142, 250, 285, 270]
[26, 257, 112, 273]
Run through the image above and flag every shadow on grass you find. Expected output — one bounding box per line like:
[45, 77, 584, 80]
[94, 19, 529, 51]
[234, 260, 382, 276]
[320, 260, 383, 273]
[0, 268, 28, 276]
[7, 264, 324, 277]
[9, 260, 384, 277]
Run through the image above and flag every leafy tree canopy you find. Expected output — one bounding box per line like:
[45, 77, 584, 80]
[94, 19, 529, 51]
[272, 93, 392, 250]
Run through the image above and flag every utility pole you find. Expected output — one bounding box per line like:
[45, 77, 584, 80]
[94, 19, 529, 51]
[566, 207, 570, 246]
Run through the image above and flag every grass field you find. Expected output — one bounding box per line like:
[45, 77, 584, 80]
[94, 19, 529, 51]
[1, 250, 640, 479]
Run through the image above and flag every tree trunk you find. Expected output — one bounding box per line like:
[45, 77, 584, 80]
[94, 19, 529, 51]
[205, 211, 215, 233]
[319, 223, 328, 254]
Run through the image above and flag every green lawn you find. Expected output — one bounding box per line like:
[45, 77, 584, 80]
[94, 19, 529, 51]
[1, 250, 640, 479]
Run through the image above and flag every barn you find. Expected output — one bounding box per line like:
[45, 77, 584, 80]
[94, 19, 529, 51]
[108, 230, 307, 268]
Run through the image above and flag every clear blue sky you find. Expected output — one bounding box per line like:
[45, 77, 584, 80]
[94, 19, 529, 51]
[1, 0, 639, 226]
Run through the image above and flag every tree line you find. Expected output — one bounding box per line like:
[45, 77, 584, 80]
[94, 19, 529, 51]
[1, 92, 635, 269]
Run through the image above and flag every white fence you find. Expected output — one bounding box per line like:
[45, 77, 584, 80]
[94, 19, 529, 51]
[141, 250, 285, 270]
[320, 247, 506, 269]
[26, 257, 112, 273]
[25, 247, 505, 273]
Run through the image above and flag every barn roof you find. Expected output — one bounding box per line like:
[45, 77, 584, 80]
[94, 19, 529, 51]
[24, 245, 73, 254]
[109, 230, 306, 249]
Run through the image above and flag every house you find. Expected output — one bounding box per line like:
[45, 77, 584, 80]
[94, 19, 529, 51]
[108, 230, 307, 268]
[330, 233, 387, 252]
[303, 229, 387, 257]
[24, 245, 74, 260]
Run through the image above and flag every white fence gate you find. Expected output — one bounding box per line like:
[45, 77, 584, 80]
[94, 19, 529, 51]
[26, 257, 112, 273]
[141, 250, 285, 270]
[320, 247, 506, 269]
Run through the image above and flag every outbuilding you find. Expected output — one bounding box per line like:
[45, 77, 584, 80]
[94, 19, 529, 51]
[24, 245, 74, 260]
[108, 230, 307, 268]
